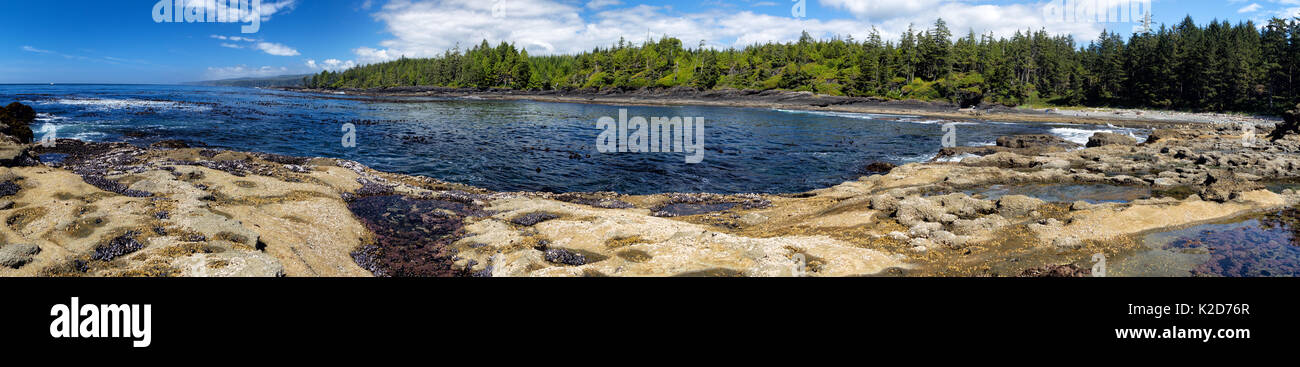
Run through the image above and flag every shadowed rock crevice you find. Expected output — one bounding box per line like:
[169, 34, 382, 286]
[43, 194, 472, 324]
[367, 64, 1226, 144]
[346, 195, 484, 277]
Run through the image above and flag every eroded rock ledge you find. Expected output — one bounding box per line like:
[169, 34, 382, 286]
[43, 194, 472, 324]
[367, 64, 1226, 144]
[1, 120, 1298, 277]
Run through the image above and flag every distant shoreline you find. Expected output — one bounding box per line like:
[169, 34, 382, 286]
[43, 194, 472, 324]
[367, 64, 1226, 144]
[274, 86, 1280, 128]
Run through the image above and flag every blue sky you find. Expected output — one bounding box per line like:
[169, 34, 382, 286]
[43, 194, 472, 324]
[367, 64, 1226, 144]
[2, 0, 1297, 84]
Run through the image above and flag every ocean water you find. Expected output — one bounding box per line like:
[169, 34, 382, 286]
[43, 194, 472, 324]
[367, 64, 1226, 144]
[2, 84, 1148, 194]
[1113, 208, 1300, 277]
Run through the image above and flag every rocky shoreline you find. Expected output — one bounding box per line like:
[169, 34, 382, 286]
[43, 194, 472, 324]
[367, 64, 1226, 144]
[2, 101, 1299, 277]
[277, 86, 1283, 128]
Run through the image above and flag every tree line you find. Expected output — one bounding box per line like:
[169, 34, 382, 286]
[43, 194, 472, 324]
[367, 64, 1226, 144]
[307, 16, 1300, 114]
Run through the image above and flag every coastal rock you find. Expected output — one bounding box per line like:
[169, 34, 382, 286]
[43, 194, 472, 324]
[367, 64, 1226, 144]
[1199, 170, 1264, 202]
[0, 244, 40, 268]
[149, 140, 191, 149]
[997, 134, 1077, 149]
[1086, 132, 1137, 147]
[172, 251, 285, 277]
[859, 162, 897, 174]
[895, 197, 945, 226]
[1020, 264, 1091, 277]
[5, 100, 1300, 278]
[996, 195, 1045, 218]
[0, 102, 35, 144]
[951, 215, 1008, 236]
[908, 222, 942, 237]
[1052, 236, 1082, 249]
[1266, 103, 1300, 142]
[930, 193, 995, 218]
[0, 138, 37, 168]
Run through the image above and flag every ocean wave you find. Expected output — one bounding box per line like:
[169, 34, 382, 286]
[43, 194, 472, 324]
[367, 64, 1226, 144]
[39, 98, 211, 112]
[899, 118, 976, 125]
[35, 113, 69, 122]
[936, 153, 979, 163]
[1048, 126, 1149, 145]
[773, 109, 919, 120]
[892, 153, 937, 163]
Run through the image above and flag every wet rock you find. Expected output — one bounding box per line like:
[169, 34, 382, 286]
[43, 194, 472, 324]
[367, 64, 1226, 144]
[544, 248, 587, 266]
[996, 195, 1045, 218]
[510, 212, 560, 226]
[1199, 170, 1264, 202]
[0, 137, 38, 168]
[0, 180, 19, 198]
[997, 134, 1077, 149]
[149, 140, 190, 149]
[0, 243, 40, 268]
[0, 102, 35, 144]
[352, 178, 395, 198]
[1019, 264, 1091, 277]
[91, 231, 144, 261]
[80, 175, 153, 197]
[650, 193, 767, 217]
[1266, 103, 1300, 142]
[551, 192, 634, 209]
[654, 202, 736, 217]
[859, 162, 898, 174]
[1087, 132, 1137, 147]
[348, 195, 477, 277]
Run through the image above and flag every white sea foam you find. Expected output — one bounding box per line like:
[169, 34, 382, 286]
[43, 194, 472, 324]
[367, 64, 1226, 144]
[1048, 126, 1149, 145]
[35, 113, 68, 122]
[39, 98, 210, 112]
[773, 109, 919, 120]
[936, 153, 979, 163]
[893, 153, 937, 163]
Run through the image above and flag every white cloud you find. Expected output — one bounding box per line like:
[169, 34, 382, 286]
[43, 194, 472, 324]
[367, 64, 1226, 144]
[819, 0, 1114, 42]
[211, 35, 257, 42]
[306, 58, 359, 71]
[1239, 3, 1263, 13]
[256, 42, 300, 56]
[220, 43, 244, 49]
[349, 0, 1133, 67]
[204, 65, 291, 79]
[195, 0, 298, 21]
[21, 45, 53, 54]
[586, 0, 623, 9]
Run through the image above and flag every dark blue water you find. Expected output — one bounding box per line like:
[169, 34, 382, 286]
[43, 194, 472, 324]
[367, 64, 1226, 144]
[1, 84, 1147, 194]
